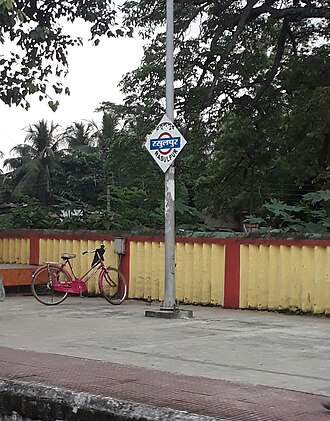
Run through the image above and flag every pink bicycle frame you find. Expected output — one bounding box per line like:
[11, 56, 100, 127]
[52, 263, 109, 295]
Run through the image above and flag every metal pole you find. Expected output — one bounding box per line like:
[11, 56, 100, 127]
[162, 0, 176, 310]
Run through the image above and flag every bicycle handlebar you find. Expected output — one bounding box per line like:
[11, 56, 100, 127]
[82, 245, 106, 256]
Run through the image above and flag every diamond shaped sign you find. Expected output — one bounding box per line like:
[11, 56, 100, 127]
[145, 114, 187, 173]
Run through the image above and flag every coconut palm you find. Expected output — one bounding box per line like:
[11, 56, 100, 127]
[95, 112, 119, 149]
[0, 150, 4, 174]
[63, 121, 97, 153]
[4, 120, 63, 204]
[91, 110, 120, 211]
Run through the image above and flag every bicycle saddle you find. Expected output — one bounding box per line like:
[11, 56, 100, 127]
[61, 253, 76, 260]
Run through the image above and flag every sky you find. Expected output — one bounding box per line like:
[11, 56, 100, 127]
[0, 20, 145, 169]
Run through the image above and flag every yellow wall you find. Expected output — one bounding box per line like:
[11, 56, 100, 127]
[1, 232, 330, 314]
[240, 244, 330, 314]
[0, 237, 29, 264]
[128, 240, 225, 305]
[38, 238, 117, 293]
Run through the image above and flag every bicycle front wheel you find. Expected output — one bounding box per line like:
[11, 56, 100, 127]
[31, 265, 69, 305]
[100, 266, 127, 305]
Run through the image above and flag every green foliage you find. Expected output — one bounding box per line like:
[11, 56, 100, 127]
[246, 191, 330, 233]
[120, 0, 330, 115]
[4, 120, 63, 204]
[100, 186, 164, 230]
[63, 121, 97, 152]
[85, 211, 120, 231]
[0, 213, 13, 229]
[52, 151, 104, 205]
[118, 0, 330, 229]
[10, 196, 51, 228]
[303, 190, 330, 205]
[3, 1, 330, 234]
[0, 0, 117, 108]
[2, 181, 204, 232]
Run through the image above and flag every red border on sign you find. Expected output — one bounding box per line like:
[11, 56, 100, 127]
[158, 132, 173, 155]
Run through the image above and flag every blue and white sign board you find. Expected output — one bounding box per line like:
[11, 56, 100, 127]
[145, 114, 187, 173]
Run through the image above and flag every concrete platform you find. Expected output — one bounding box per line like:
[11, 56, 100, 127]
[0, 296, 330, 420]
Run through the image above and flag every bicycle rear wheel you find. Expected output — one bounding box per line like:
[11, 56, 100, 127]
[31, 265, 69, 305]
[100, 266, 127, 305]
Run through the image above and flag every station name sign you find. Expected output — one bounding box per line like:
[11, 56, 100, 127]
[145, 115, 187, 173]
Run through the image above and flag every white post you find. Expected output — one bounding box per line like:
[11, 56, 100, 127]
[162, 0, 176, 309]
[145, 0, 193, 319]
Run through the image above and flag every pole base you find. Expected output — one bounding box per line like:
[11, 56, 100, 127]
[145, 307, 193, 319]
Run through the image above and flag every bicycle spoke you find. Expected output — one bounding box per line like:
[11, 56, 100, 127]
[100, 267, 127, 305]
[31, 265, 69, 306]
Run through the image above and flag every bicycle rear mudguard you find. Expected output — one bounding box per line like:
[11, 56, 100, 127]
[53, 280, 87, 295]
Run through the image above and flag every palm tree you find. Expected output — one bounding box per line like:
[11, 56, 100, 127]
[4, 120, 63, 204]
[92, 110, 120, 211]
[0, 150, 4, 174]
[63, 121, 97, 153]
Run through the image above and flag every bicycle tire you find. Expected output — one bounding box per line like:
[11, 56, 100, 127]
[100, 266, 127, 305]
[31, 264, 69, 305]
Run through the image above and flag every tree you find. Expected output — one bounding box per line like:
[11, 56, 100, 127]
[4, 119, 63, 203]
[0, 0, 120, 109]
[91, 107, 120, 212]
[63, 121, 97, 153]
[275, 46, 330, 187]
[119, 0, 330, 227]
[51, 150, 104, 209]
[121, 0, 329, 112]
[95, 102, 166, 204]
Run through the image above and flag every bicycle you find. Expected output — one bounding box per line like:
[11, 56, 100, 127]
[31, 244, 127, 306]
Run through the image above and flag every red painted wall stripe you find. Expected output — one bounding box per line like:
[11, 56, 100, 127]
[224, 239, 240, 308]
[29, 232, 40, 265]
